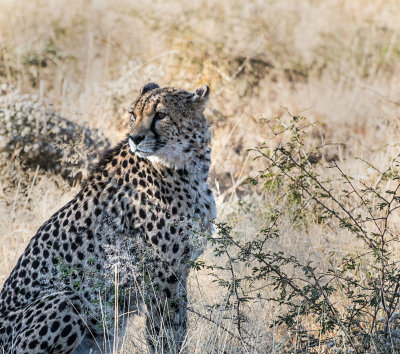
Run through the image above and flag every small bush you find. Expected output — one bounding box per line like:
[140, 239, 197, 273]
[0, 85, 110, 186]
[203, 114, 400, 352]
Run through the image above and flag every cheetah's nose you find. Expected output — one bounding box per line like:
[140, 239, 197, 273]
[130, 135, 145, 145]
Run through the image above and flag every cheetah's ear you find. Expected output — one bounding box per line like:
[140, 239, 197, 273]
[191, 85, 210, 110]
[140, 82, 160, 95]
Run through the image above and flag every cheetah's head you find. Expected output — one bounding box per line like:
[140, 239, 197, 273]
[128, 83, 211, 171]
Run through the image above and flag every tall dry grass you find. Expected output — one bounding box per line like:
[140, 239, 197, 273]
[1, 0, 400, 351]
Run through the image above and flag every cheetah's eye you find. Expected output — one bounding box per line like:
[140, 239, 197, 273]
[129, 109, 136, 122]
[154, 112, 167, 120]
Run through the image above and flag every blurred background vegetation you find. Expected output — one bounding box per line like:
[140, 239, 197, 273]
[1, 0, 400, 352]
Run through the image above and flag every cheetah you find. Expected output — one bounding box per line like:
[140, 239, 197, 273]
[0, 83, 216, 353]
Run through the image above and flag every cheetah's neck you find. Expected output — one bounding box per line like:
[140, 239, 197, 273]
[147, 145, 211, 182]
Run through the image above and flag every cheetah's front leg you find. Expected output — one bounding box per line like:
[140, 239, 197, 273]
[145, 273, 188, 353]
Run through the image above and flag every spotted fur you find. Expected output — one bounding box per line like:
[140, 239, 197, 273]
[0, 83, 216, 353]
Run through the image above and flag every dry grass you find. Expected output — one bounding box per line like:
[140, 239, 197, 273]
[1, 0, 400, 352]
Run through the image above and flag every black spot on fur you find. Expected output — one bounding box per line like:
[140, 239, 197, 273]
[67, 332, 78, 346]
[164, 288, 172, 298]
[51, 321, 60, 332]
[167, 275, 178, 284]
[151, 236, 159, 245]
[39, 326, 48, 336]
[61, 324, 72, 337]
[29, 340, 39, 349]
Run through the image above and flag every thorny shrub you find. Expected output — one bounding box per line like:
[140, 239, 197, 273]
[200, 114, 400, 352]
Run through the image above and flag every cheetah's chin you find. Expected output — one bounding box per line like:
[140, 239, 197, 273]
[136, 151, 152, 158]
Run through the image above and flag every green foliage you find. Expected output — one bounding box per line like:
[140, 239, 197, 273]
[206, 114, 400, 352]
